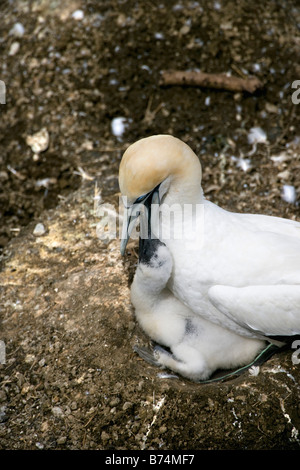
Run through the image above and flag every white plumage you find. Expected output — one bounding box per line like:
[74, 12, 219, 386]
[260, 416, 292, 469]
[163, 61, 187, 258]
[131, 239, 265, 381]
[119, 134, 300, 381]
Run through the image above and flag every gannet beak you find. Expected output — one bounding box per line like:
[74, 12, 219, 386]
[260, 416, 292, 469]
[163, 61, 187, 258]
[120, 186, 160, 256]
[120, 202, 142, 256]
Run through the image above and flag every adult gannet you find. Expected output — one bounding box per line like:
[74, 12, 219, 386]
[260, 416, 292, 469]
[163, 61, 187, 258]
[119, 134, 300, 379]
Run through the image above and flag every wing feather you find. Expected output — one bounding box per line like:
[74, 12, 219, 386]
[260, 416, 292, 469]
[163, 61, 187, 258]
[208, 284, 300, 336]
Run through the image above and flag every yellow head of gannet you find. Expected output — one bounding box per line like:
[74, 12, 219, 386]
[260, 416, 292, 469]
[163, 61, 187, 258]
[119, 134, 202, 255]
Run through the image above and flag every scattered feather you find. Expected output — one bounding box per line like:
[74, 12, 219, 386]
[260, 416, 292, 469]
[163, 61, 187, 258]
[9, 22, 25, 37]
[247, 127, 267, 156]
[157, 372, 179, 379]
[72, 10, 84, 20]
[111, 117, 127, 138]
[248, 365, 260, 376]
[35, 177, 57, 188]
[247, 127, 267, 145]
[231, 156, 252, 172]
[281, 185, 297, 204]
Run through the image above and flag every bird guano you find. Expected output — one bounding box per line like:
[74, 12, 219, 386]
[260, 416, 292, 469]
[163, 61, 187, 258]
[119, 134, 300, 382]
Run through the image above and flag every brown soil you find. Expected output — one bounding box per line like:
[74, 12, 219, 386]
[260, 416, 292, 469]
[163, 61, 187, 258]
[1, 0, 300, 451]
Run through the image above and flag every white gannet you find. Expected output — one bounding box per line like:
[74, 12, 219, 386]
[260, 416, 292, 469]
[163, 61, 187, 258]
[131, 224, 266, 381]
[119, 134, 300, 380]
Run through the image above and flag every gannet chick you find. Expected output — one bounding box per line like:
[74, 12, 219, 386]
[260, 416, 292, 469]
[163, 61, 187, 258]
[131, 234, 266, 381]
[119, 134, 300, 374]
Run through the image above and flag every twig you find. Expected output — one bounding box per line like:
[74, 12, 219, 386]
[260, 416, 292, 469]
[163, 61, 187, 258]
[7, 164, 26, 180]
[160, 70, 263, 93]
[143, 96, 164, 125]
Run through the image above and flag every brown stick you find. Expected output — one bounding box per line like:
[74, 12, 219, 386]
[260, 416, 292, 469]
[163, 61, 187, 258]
[160, 70, 263, 93]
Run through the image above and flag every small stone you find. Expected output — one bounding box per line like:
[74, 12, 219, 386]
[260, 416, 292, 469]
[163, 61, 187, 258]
[21, 383, 31, 395]
[110, 397, 120, 407]
[101, 431, 110, 442]
[24, 353, 35, 364]
[265, 102, 278, 114]
[33, 223, 46, 237]
[41, 421, 49, 432]
[179, 24, 190, 35]
[52, 406, 64, 418]
[122, 401, 132, 411]
[277, 170, 290, 180]
[57, 436, 67, 445]
[26, 128, 49, 154]
[9, 41, 20, 56]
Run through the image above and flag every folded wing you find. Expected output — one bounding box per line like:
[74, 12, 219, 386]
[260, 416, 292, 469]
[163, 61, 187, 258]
[208, 284, 300, 337]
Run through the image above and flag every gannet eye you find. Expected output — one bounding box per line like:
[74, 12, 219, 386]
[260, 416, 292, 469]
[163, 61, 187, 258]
[134, 184, 161, 205]
[135, 194, 147, 203]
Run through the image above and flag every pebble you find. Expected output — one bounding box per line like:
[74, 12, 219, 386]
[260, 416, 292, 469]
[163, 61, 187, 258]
[33, 223, 46, 236]
[122, 401, 132, 411]
[26, 127, 49, 154]
[277, 169, 290, 180]
[265, 102, 278, 114]
[57, 436, 67, 445]
[8, 41, 20, 56]
[41, 421, 49, 432]
[101, 430, 110, 442]
[52, 406, 64, 418]
[24, 353, 35, 364]
[110, 397, 120, 407]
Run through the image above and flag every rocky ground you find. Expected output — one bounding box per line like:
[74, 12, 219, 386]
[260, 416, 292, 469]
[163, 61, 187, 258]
[0, 0, 300, 451]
